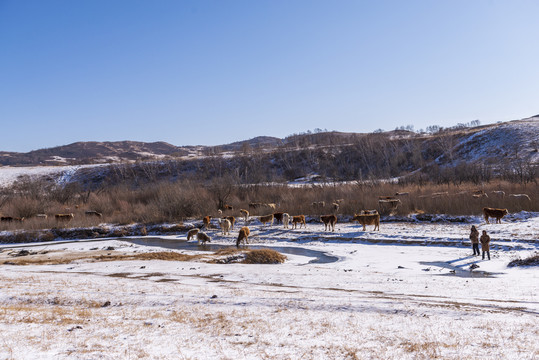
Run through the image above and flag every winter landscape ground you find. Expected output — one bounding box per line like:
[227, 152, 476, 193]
[1, 212, 537, 359]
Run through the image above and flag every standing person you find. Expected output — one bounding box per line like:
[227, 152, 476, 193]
[470, 225, 480, 256]
[480, 230, 491, 260]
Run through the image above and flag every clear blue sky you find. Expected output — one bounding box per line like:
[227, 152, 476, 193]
[1, 0, 538, 152]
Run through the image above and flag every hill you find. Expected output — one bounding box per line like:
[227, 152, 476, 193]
[0, 116, 537, 188]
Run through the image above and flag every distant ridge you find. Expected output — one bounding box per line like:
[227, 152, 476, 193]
[0, 117, 538, 169]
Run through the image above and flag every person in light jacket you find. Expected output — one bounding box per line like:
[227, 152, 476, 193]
[480, 230, 491, 260]
[469, 225, 480, 256]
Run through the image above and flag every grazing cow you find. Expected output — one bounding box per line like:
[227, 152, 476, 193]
[352, 213, 380, 231]
[219, 218, 231, 235]
[492, 191, 505, 198]
[291, 215, 306, 229]
[203, 216, 212, 229]
[483, 207, 508, 224]
[320, 214, 337, 232]
[282, 213, 290, 229]
[1, 216, 25, 222]
[187, 228, 200, 241]
[85, 210, 102, 217]
[196, 231, 212, 245]
[239, 209, 249, 222]
[55, 213, 74, 222]
[509, 194, 531, 201]
[223, 204, 233, 211]
[236, 226, 250, 247]
[273, 212, 284, 224]
[259, 214, 274, 226]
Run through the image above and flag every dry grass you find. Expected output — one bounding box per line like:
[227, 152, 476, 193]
[1, 179, 537, 236]
[242, 249, 287, 264]
[0, 248, 288, 266]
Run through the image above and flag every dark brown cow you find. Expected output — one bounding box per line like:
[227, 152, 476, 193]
[236, 226, 250, 247]
[273, 212, 284, 224]
[352, 213, 380, 231]
[291, 215, 306, 229]
[320, 214, 337, 232]
[483, 207, 508, 224]
[55, 213, 74, 222]
[222, 204, 233, 211]
[1, 216, 25, 222]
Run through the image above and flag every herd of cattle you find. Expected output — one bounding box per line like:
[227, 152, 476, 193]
[191, 190, 526, 247]
[0, 211, 102, 224]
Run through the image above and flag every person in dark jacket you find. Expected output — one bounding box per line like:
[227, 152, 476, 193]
[480, 230, 491, 260]
[470, 225, 480, 256]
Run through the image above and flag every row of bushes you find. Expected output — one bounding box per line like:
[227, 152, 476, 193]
[0, 177, 536, 234]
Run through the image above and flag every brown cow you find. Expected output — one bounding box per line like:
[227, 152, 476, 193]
[224, 216, 236, 229]
[187, 228, 200, 241]
[483, 207, 508, 224]
[239, 209, 249, 222]
[236, 226, 250, 247]
[352, 213, 380, 231]
[0, 216, 25, 222]
[85, 210, 102, 217]
[55, 213, 74, 222]
[291, 215, 306, 229]
[312, 201, 325, 208]
[259, 214, 274, 226]
[248, 202, 262, 210]
[320, 214, 337, 232]
[222, 204, 233, 211]
[203, 216, 212, 229]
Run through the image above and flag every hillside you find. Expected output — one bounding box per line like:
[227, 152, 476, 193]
[0, 116, 537, 188]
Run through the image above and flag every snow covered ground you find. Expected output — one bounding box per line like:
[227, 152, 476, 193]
[0, 215, 537, 359]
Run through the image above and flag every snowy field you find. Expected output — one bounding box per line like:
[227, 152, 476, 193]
[0, 215, 538, 359]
